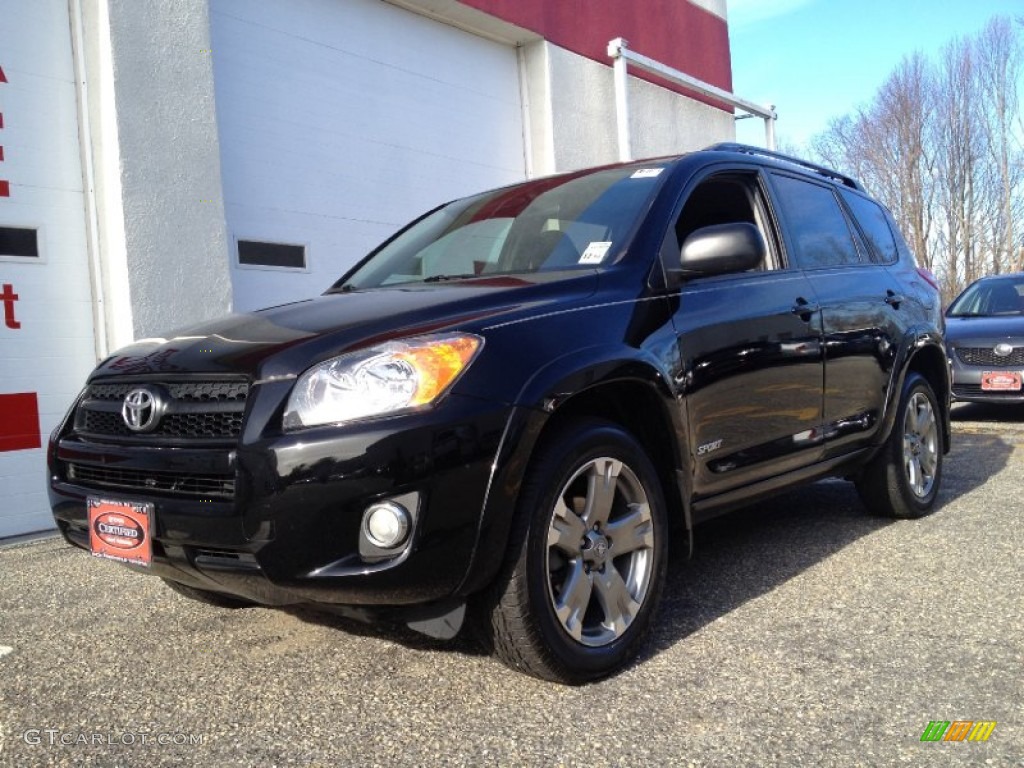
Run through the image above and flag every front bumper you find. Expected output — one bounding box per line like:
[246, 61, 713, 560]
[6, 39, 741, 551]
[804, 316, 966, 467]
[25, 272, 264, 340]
[948, 352, 1024, 404]
[49, 392, 513, 609]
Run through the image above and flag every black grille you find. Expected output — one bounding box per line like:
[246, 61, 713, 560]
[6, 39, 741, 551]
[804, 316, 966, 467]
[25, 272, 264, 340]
[77, 409, 244, 439]
[80, 409, 133, 437]
[956, 347, 1024, 366]
[159, 412, 244, 439]
[66, 462, 234, 499]
[88, 380, 248, 402]
[74, 378, 249, 443]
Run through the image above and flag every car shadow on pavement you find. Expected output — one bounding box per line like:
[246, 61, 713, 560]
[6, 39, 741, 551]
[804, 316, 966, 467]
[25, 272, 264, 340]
[281, 600, 488, 657]
[280, 428, 1015, 672]
[646, 479, 895, 659]
[951, 401, 1024, 424]
[639, 426, 1015, 669]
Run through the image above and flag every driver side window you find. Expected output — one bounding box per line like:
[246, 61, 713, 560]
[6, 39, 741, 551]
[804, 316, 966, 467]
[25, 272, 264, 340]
[662, 172, 775, 280]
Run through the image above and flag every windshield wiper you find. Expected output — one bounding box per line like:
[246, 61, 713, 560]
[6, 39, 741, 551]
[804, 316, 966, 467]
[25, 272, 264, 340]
[422, 273, 477, 283]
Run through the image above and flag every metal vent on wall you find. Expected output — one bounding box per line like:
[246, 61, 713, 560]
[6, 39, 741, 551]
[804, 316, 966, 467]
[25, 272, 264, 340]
[0, 226, 39, 258]
[237, 240, 306, 269]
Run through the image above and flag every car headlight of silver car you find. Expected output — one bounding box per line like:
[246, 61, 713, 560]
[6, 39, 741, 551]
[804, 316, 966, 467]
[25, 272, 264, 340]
[283, 333, 483, 430]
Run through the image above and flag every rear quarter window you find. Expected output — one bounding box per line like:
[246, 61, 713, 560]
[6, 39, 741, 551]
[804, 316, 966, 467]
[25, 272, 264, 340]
[841, 190, 899, 264]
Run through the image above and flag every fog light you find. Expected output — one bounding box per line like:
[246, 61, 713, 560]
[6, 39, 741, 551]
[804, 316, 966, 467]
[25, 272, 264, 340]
[362, 501, 410, 550]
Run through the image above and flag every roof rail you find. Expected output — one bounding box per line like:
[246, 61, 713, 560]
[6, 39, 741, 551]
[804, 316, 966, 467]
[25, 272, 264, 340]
[704, 142, 863, 191]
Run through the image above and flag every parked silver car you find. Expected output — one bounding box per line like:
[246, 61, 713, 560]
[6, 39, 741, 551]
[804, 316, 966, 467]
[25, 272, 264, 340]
[946, 274, 1024, 403]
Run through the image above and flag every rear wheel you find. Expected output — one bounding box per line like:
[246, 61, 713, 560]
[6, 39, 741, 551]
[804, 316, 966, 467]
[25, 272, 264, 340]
[483, 419, 668, 684]
[161, 578, 254, 609]
[856, 372, 943, 518]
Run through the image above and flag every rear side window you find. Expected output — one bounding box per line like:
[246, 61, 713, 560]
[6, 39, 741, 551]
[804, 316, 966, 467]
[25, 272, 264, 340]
[841, 190, 898, 263]
[770, 174, 861, 269]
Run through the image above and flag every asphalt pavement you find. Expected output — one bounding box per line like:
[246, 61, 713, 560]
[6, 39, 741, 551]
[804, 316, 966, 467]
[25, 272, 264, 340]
[0, 402, 1021, 767]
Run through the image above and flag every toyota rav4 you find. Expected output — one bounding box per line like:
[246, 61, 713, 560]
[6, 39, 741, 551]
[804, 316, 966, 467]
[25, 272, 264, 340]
[48, 143, 950, 683]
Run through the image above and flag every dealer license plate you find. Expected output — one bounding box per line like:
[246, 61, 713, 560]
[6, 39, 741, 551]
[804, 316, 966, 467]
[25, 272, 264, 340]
[981, 371, 1023, 391]
[88, 497, 153, 567]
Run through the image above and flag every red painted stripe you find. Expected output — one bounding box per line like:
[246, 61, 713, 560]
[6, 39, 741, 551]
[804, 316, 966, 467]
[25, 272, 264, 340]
[0, 65, 6, 83]
[0, 180, 8, 197]
[0, 112, 4, 129]
[0, 146, 4, 162]
[460, 0, 732, 109]
[0, 393, 42, 452]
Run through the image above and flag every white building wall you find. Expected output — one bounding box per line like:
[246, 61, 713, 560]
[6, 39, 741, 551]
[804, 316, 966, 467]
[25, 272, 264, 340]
[521, 40, 735, 176]
[79, 0, 233, 345]
[0, 0, 96, 537]
[212, 0, 528, 311]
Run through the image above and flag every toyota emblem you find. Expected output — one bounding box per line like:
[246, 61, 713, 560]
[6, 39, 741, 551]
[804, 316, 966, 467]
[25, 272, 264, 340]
[122, 387, 164, 432]
[994, 343, 1014, 357]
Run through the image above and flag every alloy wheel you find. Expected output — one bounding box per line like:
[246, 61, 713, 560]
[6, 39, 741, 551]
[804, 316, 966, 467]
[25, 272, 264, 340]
[544, 457, 655, 647]
[902, 391, 939, 498]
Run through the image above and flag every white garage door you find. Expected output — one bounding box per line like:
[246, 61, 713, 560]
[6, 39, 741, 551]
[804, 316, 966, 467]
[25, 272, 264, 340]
[211, 0, 528, 311]
[0, 1, 97, 537]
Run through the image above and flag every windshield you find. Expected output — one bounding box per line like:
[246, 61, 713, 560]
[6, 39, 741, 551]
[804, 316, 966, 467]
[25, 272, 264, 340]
[947, 276, 1024, 317]
[333, 165, 668, 290]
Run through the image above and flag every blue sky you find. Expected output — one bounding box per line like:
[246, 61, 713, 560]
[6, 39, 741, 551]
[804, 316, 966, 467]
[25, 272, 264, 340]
[728, 0, 1023, 150]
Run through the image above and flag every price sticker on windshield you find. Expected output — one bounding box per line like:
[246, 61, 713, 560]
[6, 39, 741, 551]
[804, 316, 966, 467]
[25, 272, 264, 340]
[579, 241, 613, 265]
[630, 168, 664, 179]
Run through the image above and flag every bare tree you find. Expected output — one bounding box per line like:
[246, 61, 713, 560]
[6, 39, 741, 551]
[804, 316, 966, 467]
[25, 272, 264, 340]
[810, 16, 1023, 300]
[975, 17, 1023, 274]
[935, 36, 980, 295]
[812, 55, 939, 273]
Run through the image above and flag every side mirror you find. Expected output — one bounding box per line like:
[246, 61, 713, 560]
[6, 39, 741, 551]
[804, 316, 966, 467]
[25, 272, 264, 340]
[679, 222, 765, 277]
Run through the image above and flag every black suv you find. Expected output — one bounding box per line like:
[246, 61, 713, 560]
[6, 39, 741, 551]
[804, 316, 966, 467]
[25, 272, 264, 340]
[49, 144, 949, 683]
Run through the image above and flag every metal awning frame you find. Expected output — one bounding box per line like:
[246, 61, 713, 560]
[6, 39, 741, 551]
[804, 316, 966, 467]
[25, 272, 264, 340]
[607, 37, 777, 160]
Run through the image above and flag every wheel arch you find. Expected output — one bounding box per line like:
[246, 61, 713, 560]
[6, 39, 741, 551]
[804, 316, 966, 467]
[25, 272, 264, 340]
[906, 340, 951, 454]
[855, 333, 948, 518]
[457, 356, 690, 597]
[878, 330, 951, 455]
[539, 377, 689, 528]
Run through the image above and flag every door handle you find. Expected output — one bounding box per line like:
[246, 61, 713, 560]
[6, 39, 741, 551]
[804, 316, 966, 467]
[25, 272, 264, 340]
[885, 290, 905, 308]
[791, 297, 820, 321]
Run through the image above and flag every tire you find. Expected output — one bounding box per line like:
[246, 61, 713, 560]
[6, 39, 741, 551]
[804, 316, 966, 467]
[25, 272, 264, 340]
[162, 578, 254, 609]
[481, 419, 668, 684]
[856, 371, 943, 518]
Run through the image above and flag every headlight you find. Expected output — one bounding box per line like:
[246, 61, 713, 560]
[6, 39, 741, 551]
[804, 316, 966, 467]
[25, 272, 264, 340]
[282, 333, 483, 430]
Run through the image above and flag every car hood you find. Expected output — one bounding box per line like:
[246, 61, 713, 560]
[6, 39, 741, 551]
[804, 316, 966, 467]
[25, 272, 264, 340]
[944, 314, 1024, 344]
[92, 273, 598, 380]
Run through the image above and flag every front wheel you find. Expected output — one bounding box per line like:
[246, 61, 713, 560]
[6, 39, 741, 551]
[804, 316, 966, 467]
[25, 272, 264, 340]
[856, 372, 943, 518]
[482, 419, 668, 684]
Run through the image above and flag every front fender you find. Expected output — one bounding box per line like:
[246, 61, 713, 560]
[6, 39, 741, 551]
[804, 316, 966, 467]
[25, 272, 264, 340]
[454, 345, 683, 597]
[515, 342, 678, 410]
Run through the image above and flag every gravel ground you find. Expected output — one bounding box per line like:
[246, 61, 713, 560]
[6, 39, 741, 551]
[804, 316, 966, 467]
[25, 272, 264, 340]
[1, 403, 1021, 767]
